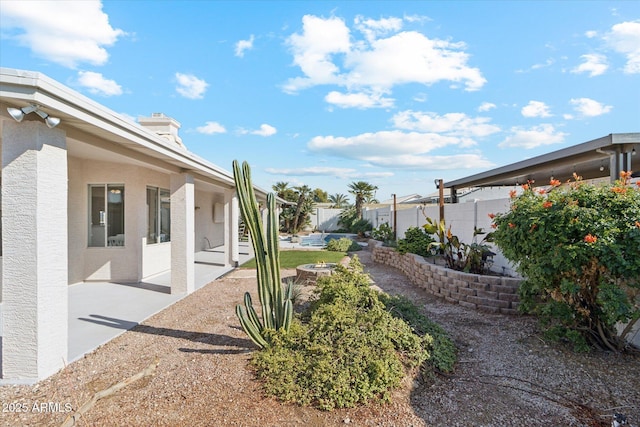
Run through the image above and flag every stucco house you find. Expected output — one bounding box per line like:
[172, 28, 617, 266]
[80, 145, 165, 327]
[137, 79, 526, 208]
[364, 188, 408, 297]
[0, 68, 270, 383]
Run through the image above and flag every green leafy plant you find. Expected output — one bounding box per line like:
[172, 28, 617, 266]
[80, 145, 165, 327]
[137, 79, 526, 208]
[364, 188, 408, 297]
[233, 160, 293, 349]
[422, 217, 495, 274]
[326, 237, 362, 252]
[379, 293, 457, 373]
[251, 257, 444, 410]
[338, 206, 373, 236]
[492, 173, 640, 352]
[372, 222, 395, 245]
[396, 226, 435, 257]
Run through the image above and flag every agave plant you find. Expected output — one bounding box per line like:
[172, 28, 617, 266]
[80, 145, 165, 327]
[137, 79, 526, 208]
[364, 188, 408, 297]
[232, 160, 292, 348]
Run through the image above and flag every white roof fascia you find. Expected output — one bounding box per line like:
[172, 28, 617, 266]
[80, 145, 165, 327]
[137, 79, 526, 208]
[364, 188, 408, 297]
[0, 68, 272, 198]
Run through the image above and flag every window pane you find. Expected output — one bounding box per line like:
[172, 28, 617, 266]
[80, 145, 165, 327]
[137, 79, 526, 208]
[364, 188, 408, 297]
[147, 187, 158, 244]
[160, 189, 171, 242]
[89, 185, 106, 247]
[107, 185, 125, 246]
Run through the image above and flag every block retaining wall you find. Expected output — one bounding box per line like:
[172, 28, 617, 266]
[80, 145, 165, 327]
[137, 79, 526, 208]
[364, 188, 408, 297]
[369, 240, 522, 314]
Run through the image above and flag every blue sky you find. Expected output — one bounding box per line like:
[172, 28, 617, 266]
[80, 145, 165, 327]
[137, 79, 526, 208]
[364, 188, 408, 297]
[1, 1, 639, 201]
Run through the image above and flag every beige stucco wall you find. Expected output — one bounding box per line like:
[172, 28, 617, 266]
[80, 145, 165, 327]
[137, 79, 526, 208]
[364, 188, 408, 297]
[194, 189, 226, 251]
[68, 156, 171, 284]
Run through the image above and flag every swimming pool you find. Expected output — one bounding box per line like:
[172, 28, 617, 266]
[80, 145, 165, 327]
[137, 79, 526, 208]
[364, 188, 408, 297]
[300, 233, 358, 246]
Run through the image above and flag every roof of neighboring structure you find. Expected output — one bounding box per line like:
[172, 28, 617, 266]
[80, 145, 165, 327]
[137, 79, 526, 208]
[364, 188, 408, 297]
[445, 133, 639, 190]
[0, 67, 275, 201]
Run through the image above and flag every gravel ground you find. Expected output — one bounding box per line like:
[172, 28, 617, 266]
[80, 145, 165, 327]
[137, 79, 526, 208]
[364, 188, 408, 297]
[1, 249, 639, 427]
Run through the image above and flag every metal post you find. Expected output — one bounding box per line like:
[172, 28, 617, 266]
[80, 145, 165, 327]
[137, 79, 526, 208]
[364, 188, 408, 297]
[392, 193, 397, 240]
[438, 179, 445, 224]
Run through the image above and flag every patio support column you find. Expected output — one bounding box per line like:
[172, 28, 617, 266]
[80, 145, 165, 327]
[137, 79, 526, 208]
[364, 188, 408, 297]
[1, 121, 68, 383]
[227, 191, 239, 267]
[170, 172, 195, 295]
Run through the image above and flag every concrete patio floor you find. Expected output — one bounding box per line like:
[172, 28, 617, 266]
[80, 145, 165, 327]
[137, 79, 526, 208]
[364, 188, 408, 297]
[0, 243, 254, 381]
[67, 242, 254, 363]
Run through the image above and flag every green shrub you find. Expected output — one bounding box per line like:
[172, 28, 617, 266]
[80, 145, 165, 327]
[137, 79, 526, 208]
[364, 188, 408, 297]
[379, 293, 457, 373]
[492, 173, 640, 352]
[372, 222, 395, 243]
[396, 226, 435, 257]
[251, 257, 439, 410]
[326, 237, 362, 252]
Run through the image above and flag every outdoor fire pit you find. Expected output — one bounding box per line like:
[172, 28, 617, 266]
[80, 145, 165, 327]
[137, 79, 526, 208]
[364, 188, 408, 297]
[295, 262, 337, 284]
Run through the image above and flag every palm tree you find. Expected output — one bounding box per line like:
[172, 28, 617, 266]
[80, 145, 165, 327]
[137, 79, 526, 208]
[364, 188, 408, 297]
[348, 181, 378, 220]
[272, 181, 290, 199]
[292, 185, 312, 233]
[329, 193, 350, 209]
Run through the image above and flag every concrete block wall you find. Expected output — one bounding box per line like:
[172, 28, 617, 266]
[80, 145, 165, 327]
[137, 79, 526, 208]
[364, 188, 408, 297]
[369, 240, 521, 314]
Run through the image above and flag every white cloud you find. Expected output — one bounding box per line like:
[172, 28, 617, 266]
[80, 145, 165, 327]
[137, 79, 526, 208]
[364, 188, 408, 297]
[0, 0, 124, 68]
[521, 101, 552, 118]
[238, 124, 277, 136]
[392, 110, 500, 138]
[175, 73, 208, 99]
[499, 124, 567, 149]
[478, 102, 496, 112]
[284, 15, 351, 91]
[571, 53, 608, 76]
[196, 121, 227, 135]
[362, 153, 494, 170]
[585, 30, 598, 38]
[235, 34, 255, 57]
[252, 124, 277, 136]
[325, 90, 394, 109]
[531, 58, 555, 70]
[307, 130, 493, 170]
[569, 97, 613, 117]
[516, 58, 554, 73]
[76, 71, 122, 96]
[283, 15, 486, 101]
[264, 166, 393, 180]
[603, 20, 640, 74]
[354, 15, 403, 42]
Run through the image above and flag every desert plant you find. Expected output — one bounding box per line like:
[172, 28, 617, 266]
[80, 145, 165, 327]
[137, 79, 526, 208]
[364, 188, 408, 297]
[233, 160, 293, 349]
[252, 257, 435, 410]
[372, 222, 395, 244]
[326, 237, 362, 252]
[348, 181, 378, 220]
[492, 173, 640, 352]
[379, 293, 456, 373]
[396, 226, 435, 257]
[338, 206, 373, 235]
[423, 217, 495, 274]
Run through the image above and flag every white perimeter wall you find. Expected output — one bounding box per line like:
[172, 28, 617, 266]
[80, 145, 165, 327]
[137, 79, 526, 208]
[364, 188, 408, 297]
[363, 199, 517, 276]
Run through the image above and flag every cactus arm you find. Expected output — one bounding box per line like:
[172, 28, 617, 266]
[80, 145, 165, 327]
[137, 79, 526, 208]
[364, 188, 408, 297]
[266, 192, 284, 328]
[282, 299, 293, 332]
[243, 292, 263, 331]
[236, 305, 269, 349]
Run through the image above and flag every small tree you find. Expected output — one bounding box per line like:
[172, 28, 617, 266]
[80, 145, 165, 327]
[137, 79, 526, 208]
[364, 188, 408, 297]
[492, 173, 640, 352]
[348, 181, 378, 220]
[329, 193, 350, 209]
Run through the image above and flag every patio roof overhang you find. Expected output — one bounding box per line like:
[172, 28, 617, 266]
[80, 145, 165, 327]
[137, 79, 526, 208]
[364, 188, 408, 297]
[444, 133, 639, 202]
[0, 68, 278, 202]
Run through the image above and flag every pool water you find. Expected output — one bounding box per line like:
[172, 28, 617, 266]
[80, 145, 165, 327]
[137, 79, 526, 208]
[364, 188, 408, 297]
[300, 233, 358, 246]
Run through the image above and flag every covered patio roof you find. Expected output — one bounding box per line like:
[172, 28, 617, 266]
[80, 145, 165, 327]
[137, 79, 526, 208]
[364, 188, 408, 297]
[0, 67, 275, 201]
[445, 133, 639, 202]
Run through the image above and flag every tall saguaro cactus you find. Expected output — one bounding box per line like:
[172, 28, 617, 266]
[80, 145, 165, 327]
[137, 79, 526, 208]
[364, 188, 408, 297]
[233, 160, 292, 348]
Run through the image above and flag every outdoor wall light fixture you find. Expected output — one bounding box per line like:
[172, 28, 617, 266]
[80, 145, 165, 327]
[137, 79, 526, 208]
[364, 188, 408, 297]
[7, 104, 61, 129]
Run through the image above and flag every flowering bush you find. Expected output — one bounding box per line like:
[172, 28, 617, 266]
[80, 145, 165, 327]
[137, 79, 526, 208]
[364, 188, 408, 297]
[492, 172, 640, 351]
